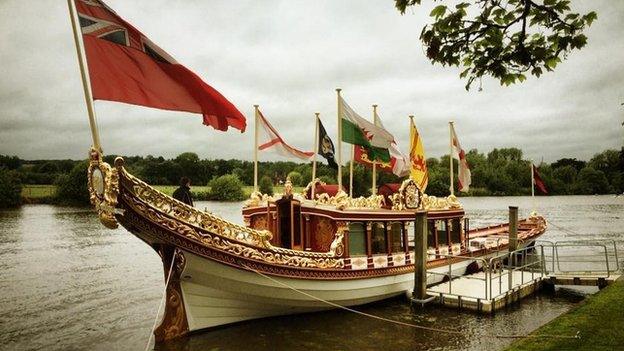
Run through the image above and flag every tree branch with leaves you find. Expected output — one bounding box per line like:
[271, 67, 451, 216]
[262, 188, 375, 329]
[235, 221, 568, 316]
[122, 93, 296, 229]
[395, 0, 597, 90]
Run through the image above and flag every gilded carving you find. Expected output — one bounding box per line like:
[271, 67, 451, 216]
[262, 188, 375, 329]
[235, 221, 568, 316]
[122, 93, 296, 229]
[251, 215, 268, 231]
[87, 148, 119, 229]
[314, 217, 335, 252]
[121, 185, 344, 269]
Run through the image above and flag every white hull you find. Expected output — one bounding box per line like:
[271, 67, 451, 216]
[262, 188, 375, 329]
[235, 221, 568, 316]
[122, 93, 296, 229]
[178, 246, 523, 332]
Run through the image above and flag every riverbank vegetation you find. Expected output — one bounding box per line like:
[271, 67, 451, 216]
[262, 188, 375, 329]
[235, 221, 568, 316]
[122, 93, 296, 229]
[1, 147, 622, 206]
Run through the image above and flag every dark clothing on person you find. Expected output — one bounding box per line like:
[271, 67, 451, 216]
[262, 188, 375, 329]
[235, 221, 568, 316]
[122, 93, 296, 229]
[172, 185, 194, 206]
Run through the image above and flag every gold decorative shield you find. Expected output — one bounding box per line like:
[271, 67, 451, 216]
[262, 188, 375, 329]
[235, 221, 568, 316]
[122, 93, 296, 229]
[87, 148, 120, 229]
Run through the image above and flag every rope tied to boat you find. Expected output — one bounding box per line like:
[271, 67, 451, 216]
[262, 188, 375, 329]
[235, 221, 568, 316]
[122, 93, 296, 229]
[243, 263, 580, 340]
[145, 249, 177, 351]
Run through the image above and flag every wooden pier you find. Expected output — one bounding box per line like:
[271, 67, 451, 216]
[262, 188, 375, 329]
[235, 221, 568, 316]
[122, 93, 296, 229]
[412, 207, 622, 313]
[427, 271, 621, 313]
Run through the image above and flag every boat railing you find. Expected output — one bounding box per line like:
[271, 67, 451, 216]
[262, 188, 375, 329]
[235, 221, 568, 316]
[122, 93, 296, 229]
[536, 239, 620, 277]
[427, 254, 491, 301]
[487, 245, 546, 300]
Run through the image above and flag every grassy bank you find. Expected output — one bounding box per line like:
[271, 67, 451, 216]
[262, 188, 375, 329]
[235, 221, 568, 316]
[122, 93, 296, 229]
[21, 184, 304, 203]
[505, 277, 624, 351]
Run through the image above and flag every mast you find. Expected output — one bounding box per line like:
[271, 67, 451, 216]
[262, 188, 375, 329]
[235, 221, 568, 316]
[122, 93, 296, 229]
[67, 0, 102, 152]
[349, 145, 354, 197]
[311, 112, 320, 200]
[530, 160, 535, 212]
[449, 121, 455, 196]
[371, 104, 378, 196]
[336, 88, 343, 192]
[253, 105, 260, 193]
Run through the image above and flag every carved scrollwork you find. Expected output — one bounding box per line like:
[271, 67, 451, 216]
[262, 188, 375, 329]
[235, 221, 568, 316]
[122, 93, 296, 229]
[118, 165, 344, 269]
[87, 148, 119, 229]
[389, 178, 463, 211]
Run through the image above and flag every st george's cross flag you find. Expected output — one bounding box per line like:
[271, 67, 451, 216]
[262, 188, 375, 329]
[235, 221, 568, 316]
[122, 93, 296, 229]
[339, 96, 393, 162]
[450, 124, 471, 192]
[257, 109, 314, 160]
[73, 0, 246, 132]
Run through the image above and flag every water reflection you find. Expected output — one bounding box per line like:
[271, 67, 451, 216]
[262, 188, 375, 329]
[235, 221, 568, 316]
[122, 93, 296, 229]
[0, 196, 622, 351]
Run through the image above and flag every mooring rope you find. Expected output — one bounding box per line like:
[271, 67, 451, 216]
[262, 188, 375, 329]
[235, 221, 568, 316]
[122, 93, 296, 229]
[548, 220, 585, 236]
[243, 263, 580, 340]
[145, 251, 177, 351]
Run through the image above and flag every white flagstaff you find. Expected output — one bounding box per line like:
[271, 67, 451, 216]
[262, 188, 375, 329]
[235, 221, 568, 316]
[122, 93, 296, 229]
[311, 112, 320, 200]
[336, 89, 343, 192]
[67, 0, 102, 152]
[349, 145, 354, 197]
[531, 160, 536, 213]
[253, 105, 260, 193]
[371, 105, 378, 196]
[449, 121, 455, 196]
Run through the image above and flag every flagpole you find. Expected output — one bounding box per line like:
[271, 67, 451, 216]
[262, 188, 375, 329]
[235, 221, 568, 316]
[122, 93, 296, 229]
[449, 121, 455, 196]
[372, 105, 378, 196]
[409, 115, 415, 182]
[531, 160, 535, 213]
[67, 0, 102, 152]
[253, 105, 260, 193]
[311, 112, 320, 200]
[349, 145, 354, 197]
[336, 88, 343, 192]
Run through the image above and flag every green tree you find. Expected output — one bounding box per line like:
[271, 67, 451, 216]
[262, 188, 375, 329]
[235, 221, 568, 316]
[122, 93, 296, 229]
[208, 174, 245, 201]
[259, 175, 274, 195]
[0, 169, 22, 208]
[287, 171, 304, 187]
[55, 161, 90, 205]
[574, 167, 610, 194]
[395, 0, 597, 89]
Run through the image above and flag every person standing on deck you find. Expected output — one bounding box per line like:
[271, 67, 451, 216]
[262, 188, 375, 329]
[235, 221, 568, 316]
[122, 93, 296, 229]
[173, 177, 194, 206]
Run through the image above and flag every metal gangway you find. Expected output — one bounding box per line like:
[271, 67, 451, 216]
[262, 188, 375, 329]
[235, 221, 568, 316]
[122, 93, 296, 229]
[425, 240, 621, 313]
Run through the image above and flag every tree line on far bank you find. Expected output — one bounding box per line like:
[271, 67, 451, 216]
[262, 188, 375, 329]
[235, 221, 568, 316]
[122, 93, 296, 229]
[0, 147, 623, 208]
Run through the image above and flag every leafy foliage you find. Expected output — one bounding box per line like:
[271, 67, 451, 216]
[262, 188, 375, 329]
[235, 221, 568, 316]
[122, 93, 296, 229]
[259, 175, 274, 195]
[287, 171, 304, 187]
[207, 174, 245, 201]
[0, 169, 22, 208]
[54, 161, 90, 205]
[395, 0, 597, 89]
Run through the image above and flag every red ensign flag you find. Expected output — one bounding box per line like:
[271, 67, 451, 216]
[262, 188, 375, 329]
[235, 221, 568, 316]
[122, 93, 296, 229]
[74, 0, 246, 132]
[532, 164, 548, 194]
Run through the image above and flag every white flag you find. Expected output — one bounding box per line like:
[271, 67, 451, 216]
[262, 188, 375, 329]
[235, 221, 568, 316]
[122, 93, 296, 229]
[450, 124, 471, 192]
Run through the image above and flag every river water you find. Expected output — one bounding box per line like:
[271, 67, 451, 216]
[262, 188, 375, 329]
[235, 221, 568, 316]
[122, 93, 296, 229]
[0, 196, 622, 351]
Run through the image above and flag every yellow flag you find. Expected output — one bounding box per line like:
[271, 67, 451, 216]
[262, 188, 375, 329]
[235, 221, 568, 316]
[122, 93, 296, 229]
[409, 118, 428, 192]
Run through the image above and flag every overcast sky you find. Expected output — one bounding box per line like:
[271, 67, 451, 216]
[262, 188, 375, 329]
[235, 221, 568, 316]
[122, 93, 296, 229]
[1, 0, 623, 162]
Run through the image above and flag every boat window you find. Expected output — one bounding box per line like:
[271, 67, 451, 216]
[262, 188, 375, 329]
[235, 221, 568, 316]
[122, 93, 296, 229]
[389, 222, 404, 252]
[406, 222, 414, 250]
[371, 222, 387, 254]
[450, 218, 461, 244]
[436, 220, 448, 246]
[348, 222, 366, 256]
[427, 220, 436, 248]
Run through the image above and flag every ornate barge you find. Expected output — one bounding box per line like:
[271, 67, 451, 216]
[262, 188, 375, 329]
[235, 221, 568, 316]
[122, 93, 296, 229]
[87, 150, 546, 342]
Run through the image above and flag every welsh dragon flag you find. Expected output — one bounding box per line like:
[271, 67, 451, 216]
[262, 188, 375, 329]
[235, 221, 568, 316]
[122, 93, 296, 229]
[339, 96, 392, 162]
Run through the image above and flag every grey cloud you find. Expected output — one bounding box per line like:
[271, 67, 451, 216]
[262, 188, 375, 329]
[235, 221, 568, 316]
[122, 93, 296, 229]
[0, 0, 623, 162]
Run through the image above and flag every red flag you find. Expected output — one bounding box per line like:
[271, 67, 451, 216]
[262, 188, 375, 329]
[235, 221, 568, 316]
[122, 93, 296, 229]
[532, 164, 548, 194]
[354, 146, 396, 172]
[75, 0, 246, 132]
